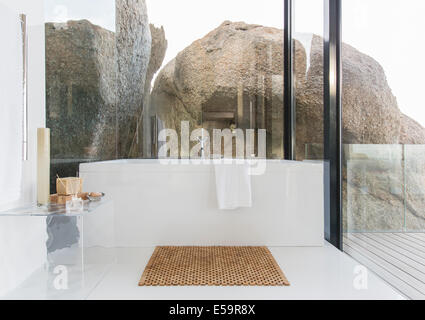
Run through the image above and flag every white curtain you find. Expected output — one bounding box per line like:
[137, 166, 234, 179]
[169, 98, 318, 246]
[0, 4, 23, 205]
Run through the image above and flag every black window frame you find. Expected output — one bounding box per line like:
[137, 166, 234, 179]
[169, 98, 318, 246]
[284, 0, 343, 250]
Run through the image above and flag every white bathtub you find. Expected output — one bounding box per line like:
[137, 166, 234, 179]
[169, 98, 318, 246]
[80, 159, 324, 247]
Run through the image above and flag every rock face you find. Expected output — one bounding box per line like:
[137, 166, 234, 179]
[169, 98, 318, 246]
[342, 42, 401, 144]
[46, 20, 116, 160]
[400, 114, 425, 144]
[145, 25, 167, 94]
[46, 0, 167, 163]
[152, 21, 424, 156]
[152, 25, 425, 155]
[116, 0, 151, 115]
[296, 35, 403, 158]
[152, 21, 306, 158]
[142, 24, 168, 157]
[295, 35, 324, 159]
[114, 0, 151, 158]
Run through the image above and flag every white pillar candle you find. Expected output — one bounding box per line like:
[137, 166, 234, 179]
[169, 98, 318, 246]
[37, 128, 50, 205]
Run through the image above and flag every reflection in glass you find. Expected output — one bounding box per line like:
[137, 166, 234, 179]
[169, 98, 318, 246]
[45, 0, 287, 190]
[342, 0, 425, 300]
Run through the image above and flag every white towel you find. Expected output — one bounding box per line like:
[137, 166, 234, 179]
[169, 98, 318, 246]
[214, 160, 252, 210]
[0, 4, 23, 205]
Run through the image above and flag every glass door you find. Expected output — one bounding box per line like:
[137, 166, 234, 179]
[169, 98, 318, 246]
[342, 0, 425, 300]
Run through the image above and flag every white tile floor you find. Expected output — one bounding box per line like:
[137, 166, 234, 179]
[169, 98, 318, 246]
[87, 242, 405, 300]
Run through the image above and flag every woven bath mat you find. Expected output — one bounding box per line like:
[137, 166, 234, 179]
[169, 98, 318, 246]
[139, 246, 290, 286]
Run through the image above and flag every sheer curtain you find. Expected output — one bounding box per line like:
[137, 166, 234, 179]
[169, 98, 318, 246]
[0, 3, 23, 205]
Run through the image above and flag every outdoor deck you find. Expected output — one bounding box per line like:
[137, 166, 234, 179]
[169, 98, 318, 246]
[344, 232, 425, 300]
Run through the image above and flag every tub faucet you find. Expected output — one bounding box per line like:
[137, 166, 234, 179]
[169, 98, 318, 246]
[196, 135, 208, 158]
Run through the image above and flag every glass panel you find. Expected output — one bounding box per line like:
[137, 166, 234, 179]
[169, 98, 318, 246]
[342, 0, 425, 299]
[342, 0, 425, 232]
[294, 0, 324, 161]
[404, 145, 425, 231]
[3, 203, 115, 299]
[45, 0, 285, 188]
[148, 0, 285, 159]
[293, 0, 328, 237]
[45, 0, 118, 191]
[345, 145, 404, 232]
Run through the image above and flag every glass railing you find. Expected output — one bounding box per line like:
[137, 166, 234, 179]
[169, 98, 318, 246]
[306, 144, 425, 233]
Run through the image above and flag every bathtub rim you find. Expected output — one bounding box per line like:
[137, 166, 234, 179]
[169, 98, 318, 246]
[79, 159, 325, 174]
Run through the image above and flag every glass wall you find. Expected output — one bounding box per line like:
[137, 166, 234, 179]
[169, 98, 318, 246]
[149, 0, 285, 160]
[45, 0, 286, 190]
[45, 0, 118, 190]
[293, 0, 330, 237]
[294, 0, 324, 161]
[342, 0, 425, 233]
[342, 0, 425, 299]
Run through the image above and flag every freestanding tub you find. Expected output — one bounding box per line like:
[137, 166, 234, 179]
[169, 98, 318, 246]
[80, 160, 324, 247]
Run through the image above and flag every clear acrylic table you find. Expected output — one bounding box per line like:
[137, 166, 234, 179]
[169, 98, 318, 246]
[0, 200, 116, 300]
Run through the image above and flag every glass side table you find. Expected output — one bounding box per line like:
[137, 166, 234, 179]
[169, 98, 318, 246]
[0, 199, 116, 300]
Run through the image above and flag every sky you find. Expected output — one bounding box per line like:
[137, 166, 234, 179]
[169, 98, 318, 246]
[44, 0, 425, 127]
[44, 0, 116, 31]
[146, 0, 284, 66]
[343, 0, 425, 128]
[295, 0, 425, 128]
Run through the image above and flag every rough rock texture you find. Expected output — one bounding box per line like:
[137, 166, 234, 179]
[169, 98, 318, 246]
[151, 21, 306, 158]
[296, 35, 403, 159]
[400, 114, 425, 144]
[140, 24, 168, 157]
[145, 25, 167, 94]
[114, 0, 151, 158]
[343, 149, 405, 232]
[295, 35, 425, 231]
[116, 0, 151, 113]
[342, 42, 401, 144]
[46, 0, 167, 163]
[46, 20, 116, 160]
[295, 35, 324, 159]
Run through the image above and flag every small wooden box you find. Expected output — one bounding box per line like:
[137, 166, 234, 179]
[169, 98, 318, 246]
[56, 177, 83, 195]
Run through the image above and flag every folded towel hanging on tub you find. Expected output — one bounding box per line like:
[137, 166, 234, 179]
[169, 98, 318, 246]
[214, 160, 252, 210]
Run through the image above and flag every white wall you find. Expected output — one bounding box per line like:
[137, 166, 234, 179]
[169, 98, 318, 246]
[0, 0, 46, 297]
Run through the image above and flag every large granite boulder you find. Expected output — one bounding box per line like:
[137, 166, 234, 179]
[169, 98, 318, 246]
[152, 24, 425, 156]
[46, 0, 167, 163]
[46, 20, 116, 160]
[400, 114, 425, 144]
[296, 35, 403, 158]
[145, 25, 167, 94]
[114, 0, 151, 158]
[116, 0, 151, 115]
[151, 21, 306, 158]
[141, 24, 168, 157]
